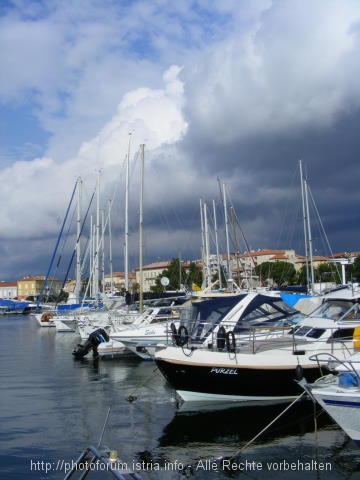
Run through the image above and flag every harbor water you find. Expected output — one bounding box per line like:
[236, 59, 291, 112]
[1, 314, 360, 479]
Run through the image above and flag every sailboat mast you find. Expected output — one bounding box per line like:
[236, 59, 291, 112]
[199, 198, 206, 287]
[213, 199, 222, 289]
[94, 171, 101, 303]
[304, 178, 315, 287]
[101, 209, 105, 292]
[75, 177, 82, 302]
[203, 201, 211, 288]
[230, 206, 241, 288]
[139, 144, 144, 313]
[125, 133, 131, 292]
[108, 199, 114, 294]
[90, 215, 93, 298]
[92, 222, 96, 298]
[299, 160, 310, 291]
[36, 181, 77, 308]
[222, 182, 232, 289]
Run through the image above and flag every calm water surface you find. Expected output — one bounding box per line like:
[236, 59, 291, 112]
[1, 314, 360, 479]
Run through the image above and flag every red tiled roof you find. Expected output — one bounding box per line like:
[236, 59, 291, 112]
[241, 249, 286, 258]
[19, 275, 61, 282]
[142, 261, 171, 270]
[331, 252, 360, 259]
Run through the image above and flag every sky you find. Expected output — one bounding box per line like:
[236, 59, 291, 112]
[1, 0, 360, 281]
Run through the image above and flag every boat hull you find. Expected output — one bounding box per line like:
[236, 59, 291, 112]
[312, 387, 360, 444]
[155, 356, 323, 402]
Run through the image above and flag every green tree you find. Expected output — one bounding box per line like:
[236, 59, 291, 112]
[150, 258, 185, 293]
[150, 258, 203, 293]
[297, 262, 341, 285]
[296, 265, 307, 286]
[350, 255, 360, 281]
[184, 262, 203, 290]
[257, 261, 296, 287]
[314, 262, 340, 283]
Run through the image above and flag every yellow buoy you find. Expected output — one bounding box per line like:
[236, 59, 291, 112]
[353, 326, 360, 349]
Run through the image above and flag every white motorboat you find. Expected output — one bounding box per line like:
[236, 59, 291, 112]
[77, 308, 139, 340]
[77, 296, 188, 340]
[300, 349, 360, 445]
[155, 286, 360, 403]
[100, 305, 184, 359]
[74, 305, 183, 359]
[121, 291, 300, 361]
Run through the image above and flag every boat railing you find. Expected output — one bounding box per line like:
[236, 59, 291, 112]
[308, 352, 360, 379]
[166, 319, 294, 353]
[110, 305, 183, 329]
[166, 320, 360, 357]
[110, 311, 142, 327]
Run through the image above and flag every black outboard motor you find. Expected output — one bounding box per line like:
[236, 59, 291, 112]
[72, 328, 110, 359]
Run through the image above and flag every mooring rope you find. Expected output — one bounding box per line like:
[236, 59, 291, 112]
[126, 365, 160, 403]
[217, 391, 307, 464]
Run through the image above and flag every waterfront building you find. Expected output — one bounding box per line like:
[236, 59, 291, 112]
[0, 281, 17, 299]
[135, 261, 172, 292]
[17, 275, 62, 300]
[103, 271, 137, 294]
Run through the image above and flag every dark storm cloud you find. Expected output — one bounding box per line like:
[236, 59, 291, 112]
[2, 0, 360, 281]
[178, 107, 360, 254]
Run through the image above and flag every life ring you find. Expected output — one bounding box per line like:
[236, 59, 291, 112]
[176, 325, 189, 347]
[226, 331, 236, 353]
[41, 312, 54, 322]
[217, 326, 226, 350]
[170, 322, 178, 345]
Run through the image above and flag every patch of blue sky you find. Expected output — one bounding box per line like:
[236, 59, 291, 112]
[191, 3, 234, 41]
[128, 32, 160, 61]
[0, 103, 49, 165]
[124, 4, 233, 61]
[0, 0, 53, 20]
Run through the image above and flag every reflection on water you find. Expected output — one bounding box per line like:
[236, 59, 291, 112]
[1, 315, 360, 479]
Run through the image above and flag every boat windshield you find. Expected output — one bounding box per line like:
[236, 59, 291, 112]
[179, 295, 246, 342]
[309, 300, 355, 321]
[235, 297, 298, 331]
